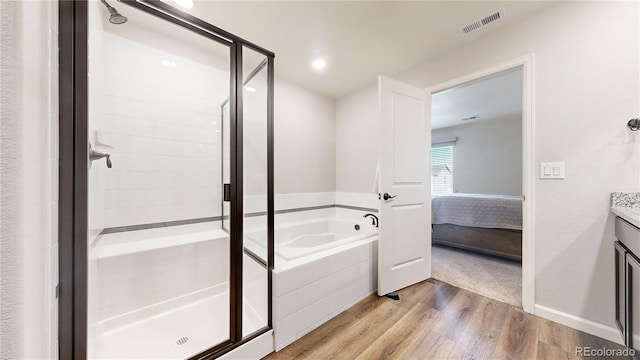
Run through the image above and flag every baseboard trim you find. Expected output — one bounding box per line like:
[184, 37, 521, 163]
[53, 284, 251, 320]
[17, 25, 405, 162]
[534, 304, 624, 346]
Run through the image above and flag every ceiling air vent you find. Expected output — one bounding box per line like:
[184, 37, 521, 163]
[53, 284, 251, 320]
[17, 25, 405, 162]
[460, 9, 505, 35]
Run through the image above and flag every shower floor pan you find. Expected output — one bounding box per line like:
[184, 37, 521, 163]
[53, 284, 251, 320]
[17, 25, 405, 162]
[90, 291, 264, 359]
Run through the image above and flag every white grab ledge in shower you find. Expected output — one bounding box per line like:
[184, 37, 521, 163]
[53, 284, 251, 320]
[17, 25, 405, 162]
[96, 223, 227, 259]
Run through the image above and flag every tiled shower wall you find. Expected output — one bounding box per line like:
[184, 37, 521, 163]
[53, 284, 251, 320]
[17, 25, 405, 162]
[93, 23, 229, 229]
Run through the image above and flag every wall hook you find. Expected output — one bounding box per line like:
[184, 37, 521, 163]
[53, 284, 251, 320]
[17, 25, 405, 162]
[628, 118, 640, 131]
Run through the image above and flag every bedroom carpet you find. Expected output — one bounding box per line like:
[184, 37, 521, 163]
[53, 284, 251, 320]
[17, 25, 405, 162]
[431, 244, 522, 307]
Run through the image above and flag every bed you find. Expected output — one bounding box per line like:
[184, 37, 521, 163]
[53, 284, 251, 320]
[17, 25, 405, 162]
[431, 193, 523, 261]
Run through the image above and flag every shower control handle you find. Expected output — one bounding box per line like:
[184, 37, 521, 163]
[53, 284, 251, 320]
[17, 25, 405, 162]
[89, 143, 112, 169]
[382, 193, 397, 201]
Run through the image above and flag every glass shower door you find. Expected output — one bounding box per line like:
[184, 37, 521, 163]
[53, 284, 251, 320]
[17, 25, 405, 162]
[241, 46, 270, 337]
[86, 2, 233, 358]
[220, 45, 272, 340]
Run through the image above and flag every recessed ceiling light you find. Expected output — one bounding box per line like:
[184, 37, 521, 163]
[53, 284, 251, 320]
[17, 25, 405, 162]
[246, 86, 256, 92]
[311, 58, 327, 71]
[175, 0, 193, 9]
[161, 60, 170, 66]
[161, 60, 177, 67]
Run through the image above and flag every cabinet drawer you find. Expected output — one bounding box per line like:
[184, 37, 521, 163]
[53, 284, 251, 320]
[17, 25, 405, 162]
[616, 217, 640, 256]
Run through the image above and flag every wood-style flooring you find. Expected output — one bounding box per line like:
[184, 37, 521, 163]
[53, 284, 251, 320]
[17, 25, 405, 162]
[263, 279, 628, 360]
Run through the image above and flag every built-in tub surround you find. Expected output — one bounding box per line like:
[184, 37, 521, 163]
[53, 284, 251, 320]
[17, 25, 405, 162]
[246, 218, 377, 263]
[612, 192, 640, 228]
[264, 216, 378, 350]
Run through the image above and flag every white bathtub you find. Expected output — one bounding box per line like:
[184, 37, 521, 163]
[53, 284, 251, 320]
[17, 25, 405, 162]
[259, 217, 379, 350]
[246, 217, 377, 265]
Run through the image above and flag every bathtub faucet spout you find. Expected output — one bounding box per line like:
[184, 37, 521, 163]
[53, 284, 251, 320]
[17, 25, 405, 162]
[363, 213, 379, 228]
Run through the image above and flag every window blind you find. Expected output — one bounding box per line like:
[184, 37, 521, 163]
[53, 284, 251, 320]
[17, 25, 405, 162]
[431, 145, 453, 196]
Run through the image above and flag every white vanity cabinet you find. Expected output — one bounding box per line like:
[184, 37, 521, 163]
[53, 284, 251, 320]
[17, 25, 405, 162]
[615, 216, 640, 351]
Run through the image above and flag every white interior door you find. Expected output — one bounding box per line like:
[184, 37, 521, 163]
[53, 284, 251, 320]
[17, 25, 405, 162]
[377, 75, 431, 296]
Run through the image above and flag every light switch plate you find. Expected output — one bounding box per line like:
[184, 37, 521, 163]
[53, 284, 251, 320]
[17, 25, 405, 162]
[540, 162, 565, 179]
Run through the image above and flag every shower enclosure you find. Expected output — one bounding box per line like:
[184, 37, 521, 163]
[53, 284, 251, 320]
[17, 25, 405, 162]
[58, 1, 274, 358]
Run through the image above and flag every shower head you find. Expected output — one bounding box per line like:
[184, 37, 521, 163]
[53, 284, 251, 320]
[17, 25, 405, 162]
[100, 0, 127, 25]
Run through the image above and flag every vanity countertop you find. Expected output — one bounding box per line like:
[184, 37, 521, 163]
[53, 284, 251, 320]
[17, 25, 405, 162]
[612, 192, 640, 229]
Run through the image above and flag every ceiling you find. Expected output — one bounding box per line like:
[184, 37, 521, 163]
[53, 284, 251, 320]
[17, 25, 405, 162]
[431, 67, 522, 130]
[119, 1, 555, 99]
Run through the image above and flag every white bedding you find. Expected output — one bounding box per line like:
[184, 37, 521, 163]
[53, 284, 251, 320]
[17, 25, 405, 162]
[431, 193, 523, 230]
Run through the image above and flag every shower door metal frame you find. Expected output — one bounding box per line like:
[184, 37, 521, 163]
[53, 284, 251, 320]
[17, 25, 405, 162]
[59, 1, 88, 358]
[58, 1, 275, 359]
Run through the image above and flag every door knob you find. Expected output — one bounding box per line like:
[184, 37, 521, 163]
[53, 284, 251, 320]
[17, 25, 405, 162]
[382, 193, 397, 201]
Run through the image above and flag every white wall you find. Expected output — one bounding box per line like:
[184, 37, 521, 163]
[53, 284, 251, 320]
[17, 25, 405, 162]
[336, 86, 379, 193]
[1, 2, 24, 357]
[432, 115, 522, 196]
[275, 80, 336, 194]
[336, 0, 640, 336]
[0, 1, 57, 359]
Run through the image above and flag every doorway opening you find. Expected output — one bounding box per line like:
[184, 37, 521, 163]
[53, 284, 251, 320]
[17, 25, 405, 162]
[427, 56, 535, 312]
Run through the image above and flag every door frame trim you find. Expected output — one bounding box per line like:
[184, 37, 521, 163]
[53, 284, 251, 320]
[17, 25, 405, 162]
[426, 54, 536, 313]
